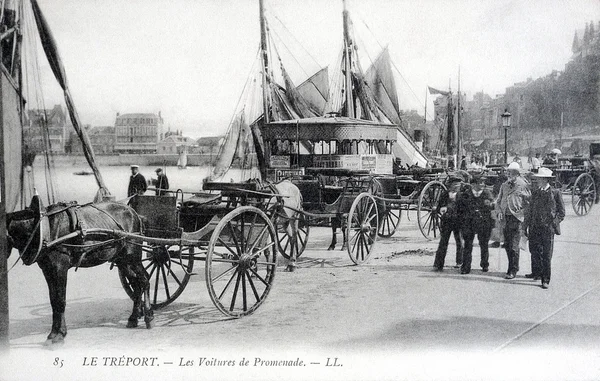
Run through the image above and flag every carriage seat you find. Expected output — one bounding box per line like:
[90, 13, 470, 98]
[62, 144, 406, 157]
[130, 195, 179, 238]
[294, 179, 322, 210]
[183, 193, 221, 207]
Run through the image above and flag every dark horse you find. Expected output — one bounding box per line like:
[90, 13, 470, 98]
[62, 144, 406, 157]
[7, 196, 153, 344]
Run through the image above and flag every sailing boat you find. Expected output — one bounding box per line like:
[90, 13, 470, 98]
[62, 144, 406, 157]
[429, 76, 463, 169]
[210, 0, 428, 182]
[177, 145, 188, 169]
[1, 0, 111, 345]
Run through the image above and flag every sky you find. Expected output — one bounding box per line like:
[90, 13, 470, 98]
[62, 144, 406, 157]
[30, 0, 600, 138]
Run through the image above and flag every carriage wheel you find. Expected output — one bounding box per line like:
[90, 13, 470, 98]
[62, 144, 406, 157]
[572, 173, 596, 216]
[417, 181, 447, 240]
[206, 206, 277, 317]
[368, 179, 399, 238]
[378, 208, 401, 237]
[277, 213, 310, 260]
[346, 193, 379, 265]
[119, 244, 194, 309]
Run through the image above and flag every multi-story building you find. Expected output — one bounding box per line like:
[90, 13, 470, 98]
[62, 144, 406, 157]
[157, 133, 198, 154]
[24, 105, 68, 153]
[113, 112, 164, 153]
[88, 126, 116, 154]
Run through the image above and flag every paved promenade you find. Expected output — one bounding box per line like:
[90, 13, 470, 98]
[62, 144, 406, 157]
[1, 194, 600, 381]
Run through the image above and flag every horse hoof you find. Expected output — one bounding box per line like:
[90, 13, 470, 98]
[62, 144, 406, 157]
[284, 264, 296, 272]
[126, 319, 139, 328]
[52, 334, 65, 344]
[145, 319, 155, 329]
[327, 245, 335, 251]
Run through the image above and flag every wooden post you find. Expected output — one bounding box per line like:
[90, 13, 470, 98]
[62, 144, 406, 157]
[0, 67, 9, 350]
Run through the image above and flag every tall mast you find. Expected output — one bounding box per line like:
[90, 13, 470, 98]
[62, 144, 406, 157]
[342, 0, 354, 118]
[259, 0, 270, 123]
[457, 67, 461, 159]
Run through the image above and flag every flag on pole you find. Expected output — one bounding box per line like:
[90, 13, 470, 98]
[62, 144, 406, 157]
[428, 86, 450, 96]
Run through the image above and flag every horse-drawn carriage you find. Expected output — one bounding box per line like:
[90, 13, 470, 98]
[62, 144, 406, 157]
[533, 143, 599, 216]
[122, 182, 284, 315]
[566, 143, 600, 216]
[283, 168, 380, 265]
[368, 168, 448, 240]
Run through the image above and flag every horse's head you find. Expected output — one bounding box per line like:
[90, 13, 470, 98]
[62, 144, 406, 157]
[6, 209, 37, 252]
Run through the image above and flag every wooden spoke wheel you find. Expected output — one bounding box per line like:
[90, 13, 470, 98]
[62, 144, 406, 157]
[572, 173, 596, 216]
[378, 208, 401, 238]
[206, 206, 277, 317]
[417, 181, 447, 240]
[368, 178, 399, 238]
[276, 213, 309, 260]
[119, 244, 194, 309]
[346, 193, 379, 265]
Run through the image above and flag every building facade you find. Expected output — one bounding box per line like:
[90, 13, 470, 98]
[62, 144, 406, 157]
[114, 112, 164, 153]
[24, 105, 68, 154]
[157, 133, 198, 154]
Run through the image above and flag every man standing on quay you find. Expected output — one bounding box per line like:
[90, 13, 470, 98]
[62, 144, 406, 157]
[457, 175, 495, 274]
[127, 165, 147, 197]
[153, 168, 170, 195]
[522, 167, 565, 289]
[433, 176, 465, 271]
[495, 162, 530, 279]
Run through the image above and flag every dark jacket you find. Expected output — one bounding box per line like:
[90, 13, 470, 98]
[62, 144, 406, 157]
[439, 183, 468, 222]
[153, 174, 170, 195]
[127, 173, 147, 196]
[523, 186, 565, 235]
[456, 185, 495, 230]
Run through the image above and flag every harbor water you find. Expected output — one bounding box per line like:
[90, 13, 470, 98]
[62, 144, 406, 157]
[28, 162, 228, 206]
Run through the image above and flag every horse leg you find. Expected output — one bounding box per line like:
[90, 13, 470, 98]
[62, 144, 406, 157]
[119, 263, 144, 328]
[341, 219, 347, 251]
[284, 219, 298, 272]
[39, 253, 69, 344]
[328, 217, 339, 251]
[135, 261, 154, 329]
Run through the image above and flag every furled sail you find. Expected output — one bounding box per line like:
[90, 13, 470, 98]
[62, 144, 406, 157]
[365, 48, 401, 125]
[1, 1, 25, 212]
[211, 112, 260, 181]
[2, 59, 24, 213]
[296, 67, 329, 115]
[31, 0, 110, 202]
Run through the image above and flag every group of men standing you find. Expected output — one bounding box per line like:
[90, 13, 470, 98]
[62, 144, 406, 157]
[127, 165, 170, 197]
[434, 161, 565, 290]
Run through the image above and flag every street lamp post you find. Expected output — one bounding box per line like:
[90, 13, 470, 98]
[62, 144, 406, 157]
[502, 109, 512, 164]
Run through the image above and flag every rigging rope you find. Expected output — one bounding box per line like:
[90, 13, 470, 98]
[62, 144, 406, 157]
[267, 9, 322, 71]
[357, 15, 435, 122]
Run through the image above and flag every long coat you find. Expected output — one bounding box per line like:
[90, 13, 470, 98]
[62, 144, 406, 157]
[456, 186, 495, 232]
[127, 173, 147, 196]
[523, 186, 565, 235]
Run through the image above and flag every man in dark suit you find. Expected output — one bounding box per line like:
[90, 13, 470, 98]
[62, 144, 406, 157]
[433, 176, 465, 271]
[152, 168, 170, 196]
[457, 175, 495, 274]
[127, 165, 147, 197]
[522, 167, 565, 289]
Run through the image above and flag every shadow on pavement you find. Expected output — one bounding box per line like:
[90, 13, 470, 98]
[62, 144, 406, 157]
[330, 315, 600, 351]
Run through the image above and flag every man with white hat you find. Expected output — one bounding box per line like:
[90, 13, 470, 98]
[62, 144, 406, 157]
[522, 167, 565, 289]
[494, 162, 531, 279]
[127, 165, 147, 197]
